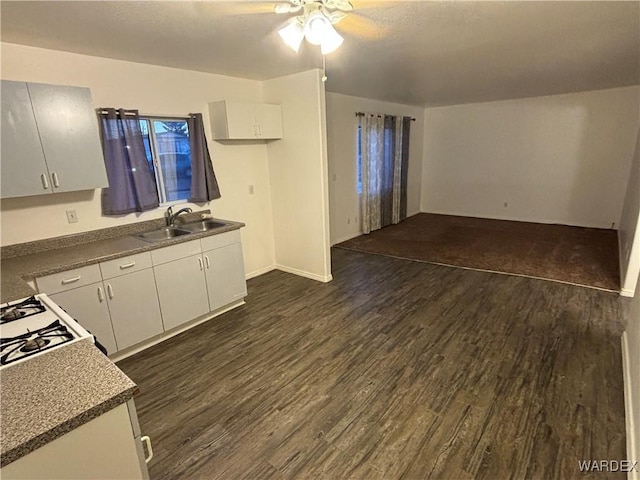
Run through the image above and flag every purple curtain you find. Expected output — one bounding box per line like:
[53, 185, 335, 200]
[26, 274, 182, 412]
[188, 113, 221, 203]
[97, 108, 159, 215]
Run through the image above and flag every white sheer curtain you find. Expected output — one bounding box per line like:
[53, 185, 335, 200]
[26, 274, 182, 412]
[360, 114, 385, 234]
[359, 113, 410, 234]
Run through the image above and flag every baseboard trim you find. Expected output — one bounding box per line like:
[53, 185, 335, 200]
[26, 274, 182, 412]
[418, 209, 614, 230]
[332, 232, 362, 246]
[622, 332, 639, 480]
[275, 264, 333, 283]
[622, 288, 636, 298]
[246, 265, 277, 280]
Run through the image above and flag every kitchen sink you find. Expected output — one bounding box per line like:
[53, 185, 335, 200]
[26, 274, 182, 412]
[136, 227, 191, 243]
[179, 219, 227, 233]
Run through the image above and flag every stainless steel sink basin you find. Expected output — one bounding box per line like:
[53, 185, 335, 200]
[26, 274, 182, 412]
[136, 227, 191, 243]
[179, 219, 227, 233]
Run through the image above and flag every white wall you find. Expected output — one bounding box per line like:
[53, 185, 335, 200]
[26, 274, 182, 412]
[262, 70, 332, 282]
[624, 269, 640, 478]
[0, 42, 276, 278]
[421, 87, 640, 228]
[325, 92, 425, 245]
[619, 128, 640, 297]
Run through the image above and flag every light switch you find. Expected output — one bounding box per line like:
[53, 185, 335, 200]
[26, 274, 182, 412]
[248, 185, 254, 195]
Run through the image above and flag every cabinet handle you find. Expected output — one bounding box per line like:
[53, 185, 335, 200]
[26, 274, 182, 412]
[97, 287, 104, 302]
[52, 172, 60, 188]
[198, 257, 204, 271]
[257, 125, 262, 136]
[61, 276, 81, 285]
[107, 284, 114, 299]
[205, 255, 210, 269]
[141, 435, 154, 463]
[119, 262, 136, 270]
[41, 173, 49, 190]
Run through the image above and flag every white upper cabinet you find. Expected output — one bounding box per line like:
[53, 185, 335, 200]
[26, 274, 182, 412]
[1, 80, 108, 198]
[210, 101, 283, 140]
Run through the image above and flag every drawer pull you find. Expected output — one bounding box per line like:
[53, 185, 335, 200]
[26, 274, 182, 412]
[40, 173, 49, 190]
[141, 435, 153, 463]
[52, 172, 60, 188]
[119, 262, 136, 270]
[61, 276, 81, 285]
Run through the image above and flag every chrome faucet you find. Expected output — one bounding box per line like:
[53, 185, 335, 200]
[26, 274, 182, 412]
[165, 206, 193, 226]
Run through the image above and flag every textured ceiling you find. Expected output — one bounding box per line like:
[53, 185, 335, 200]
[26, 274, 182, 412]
[1, 1, 639, 106]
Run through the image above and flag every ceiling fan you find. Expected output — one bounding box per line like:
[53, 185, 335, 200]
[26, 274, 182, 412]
[274, 0, 355, 54]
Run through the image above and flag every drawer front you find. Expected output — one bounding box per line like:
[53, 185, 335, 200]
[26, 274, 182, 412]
[151, 239, 202, 266]
[36, 264, 102, 295]
[100, 252, 152, 280]
[200, 230, 241, 252]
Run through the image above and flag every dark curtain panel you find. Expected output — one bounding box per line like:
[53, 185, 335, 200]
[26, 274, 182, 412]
[188, 113, 221, 203]
[400, 116, 411, 220]
[97, 108, 159, 215]
[380, 115, 396, 228]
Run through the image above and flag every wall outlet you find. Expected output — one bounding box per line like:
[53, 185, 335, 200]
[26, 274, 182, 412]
[66, 209, 78, 224]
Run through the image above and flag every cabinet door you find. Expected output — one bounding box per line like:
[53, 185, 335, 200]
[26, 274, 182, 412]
[256, 104, 283, 139]
[50, 283, 118, 355]
[0, 81, 51, 198]
[204, 243, 247, 311]
[0, 403, 145, 480]
[105, 269, 163, 350]
[154, 255, 210, 331]
[223, 101, 258, 139]
[27, 83, 108, 193]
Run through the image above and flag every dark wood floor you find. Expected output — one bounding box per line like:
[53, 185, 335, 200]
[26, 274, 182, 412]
[118, 249, 627, 479]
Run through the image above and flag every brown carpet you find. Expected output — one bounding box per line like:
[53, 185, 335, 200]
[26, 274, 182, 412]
[336, 213, 620, 291]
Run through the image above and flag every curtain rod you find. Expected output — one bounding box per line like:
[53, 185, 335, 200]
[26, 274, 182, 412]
[355, 112, 416, 121]
[97, 109, 191, 120]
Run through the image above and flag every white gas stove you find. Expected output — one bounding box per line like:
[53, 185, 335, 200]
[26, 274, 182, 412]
[0, 294, 99, 368]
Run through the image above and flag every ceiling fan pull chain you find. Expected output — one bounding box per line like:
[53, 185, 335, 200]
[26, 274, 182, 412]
[322, 54, 328, 82]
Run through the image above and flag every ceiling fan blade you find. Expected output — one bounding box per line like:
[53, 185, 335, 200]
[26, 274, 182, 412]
[323, 0, 354, 12]
[338, 12, 388, 40]
[326, 10, 348, 24]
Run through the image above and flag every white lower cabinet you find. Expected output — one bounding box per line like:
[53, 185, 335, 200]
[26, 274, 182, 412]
[0, 402, 150, 480]
[154, 254, 210, 331]
[105, 269, 163, 350]
[50, 283, 118, 355]
[203, 243, 247, 311]
[36, 230, 247, 356]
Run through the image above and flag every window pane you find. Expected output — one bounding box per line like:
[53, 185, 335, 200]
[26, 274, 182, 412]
[138, 119, 155, 176]
[153, 120, 192, 202]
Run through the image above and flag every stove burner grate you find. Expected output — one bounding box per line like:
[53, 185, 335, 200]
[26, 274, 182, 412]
[0, 296, 46, 324]
[0, 320, 74, 366]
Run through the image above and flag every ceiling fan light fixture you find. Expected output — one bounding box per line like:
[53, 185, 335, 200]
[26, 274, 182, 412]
[320, 27, 343, 54]
[278, 18, 305, 52]
[303, 10, 332, 45]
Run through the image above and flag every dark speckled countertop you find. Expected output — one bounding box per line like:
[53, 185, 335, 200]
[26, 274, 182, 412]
[0, 214, 244, 466]
[0, 341, 137, 467]
[1, 214, 244, 303]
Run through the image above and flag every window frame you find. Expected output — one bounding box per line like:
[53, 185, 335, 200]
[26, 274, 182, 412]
[139, 115, 191, 205]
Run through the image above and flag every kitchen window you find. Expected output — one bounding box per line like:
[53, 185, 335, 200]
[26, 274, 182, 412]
[139, 118, 192, 203]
